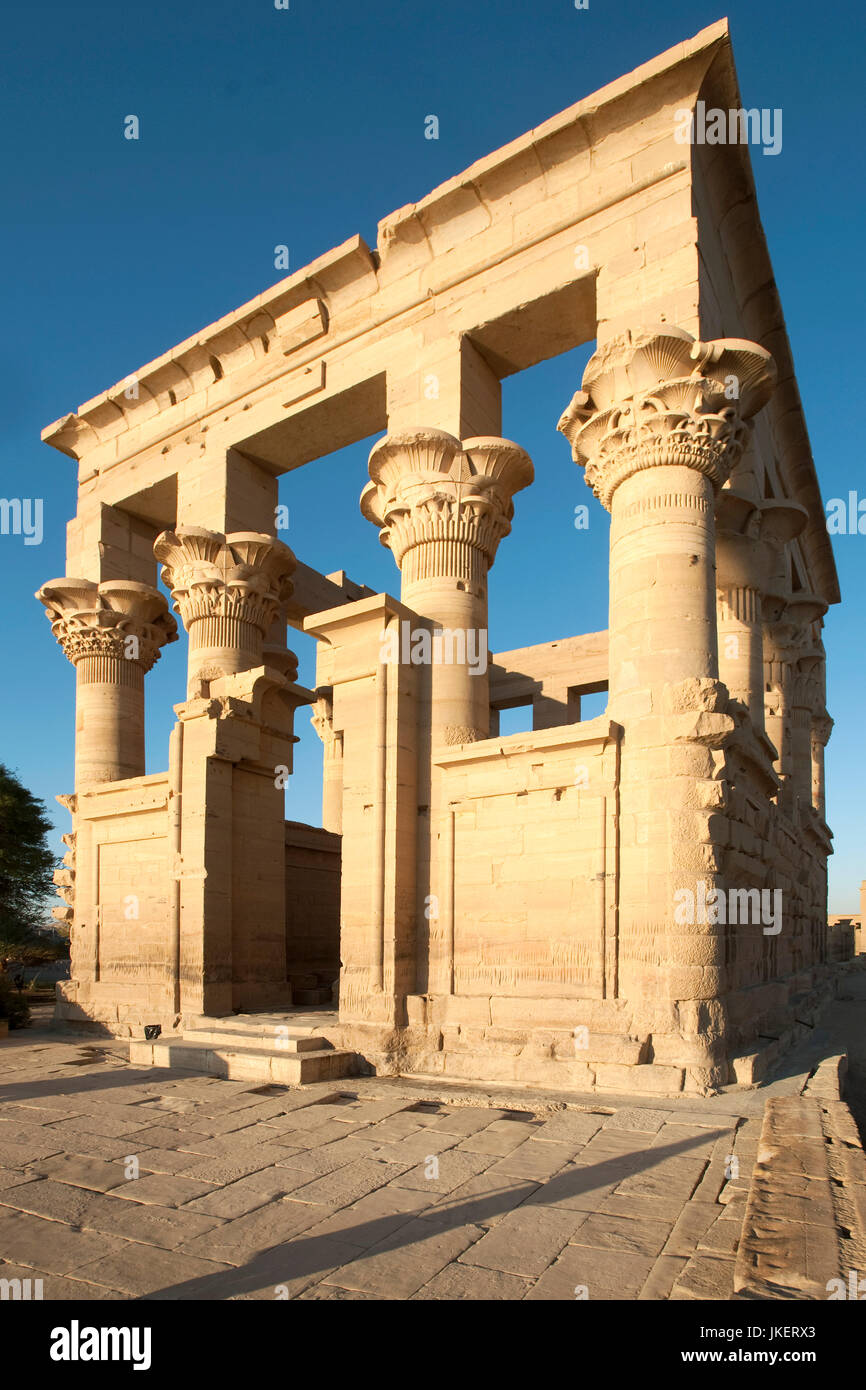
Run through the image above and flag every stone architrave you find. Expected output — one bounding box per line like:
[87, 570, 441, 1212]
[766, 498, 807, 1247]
[36, 578, 177, 788]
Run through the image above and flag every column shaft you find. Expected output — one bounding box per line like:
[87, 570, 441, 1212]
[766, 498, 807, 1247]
[558, 325, 776, 1086]
[37, 578, 177, 790]
[75, 654, 145, 786]
[608, 464, 717, 714]
[717, 584, 764, 727]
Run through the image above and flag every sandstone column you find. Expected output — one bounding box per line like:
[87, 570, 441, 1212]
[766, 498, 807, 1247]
[714, 496, 810, 737]
[153, 527, 296, 694]
[763, 591, 827, 808]
[153, 526, 301, 1015]
[37, 578, 177, 788]
[559, 326, 775, 1090]
[311, 692, 344, 834]
[811, 700, 832, 823]
[360, 429, 533, 745]
[361, 428, 532, 997]
[559, 328, 776, 720]
[790, 649, 825, 812]
[757, 498, 808, 776]
[715, 492, 765, 730]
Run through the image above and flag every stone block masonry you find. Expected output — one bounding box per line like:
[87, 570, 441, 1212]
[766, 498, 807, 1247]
[37, 20, 839, 1095]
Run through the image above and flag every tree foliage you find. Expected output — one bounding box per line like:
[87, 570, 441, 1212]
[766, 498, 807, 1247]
[0, 764, 59, 964]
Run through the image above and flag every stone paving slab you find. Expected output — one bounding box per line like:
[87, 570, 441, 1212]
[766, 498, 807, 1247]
[0, 1206, 128, 1276]
[460, 1204, 587, 1277]
[0, 1022, 858, 1301]
[322, 1220, 483, 1298]
[0, 1261, 127, 1300]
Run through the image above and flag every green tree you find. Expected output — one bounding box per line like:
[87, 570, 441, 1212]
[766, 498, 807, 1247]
[0, 764, 58, 966]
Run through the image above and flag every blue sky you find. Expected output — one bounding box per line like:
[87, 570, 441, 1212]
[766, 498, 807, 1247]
[1, 0, 862, 910]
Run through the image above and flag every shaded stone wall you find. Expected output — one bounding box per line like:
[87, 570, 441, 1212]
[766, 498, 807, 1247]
[284, 820, 341, 995]
[55, 773, 174, 1034]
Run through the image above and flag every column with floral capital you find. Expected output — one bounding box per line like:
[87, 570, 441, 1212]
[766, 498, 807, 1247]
[361, 427, 533, 745]
[558, 325, 776, 718]
[153, 526, 296, 696]
[37, 578, 177, 788]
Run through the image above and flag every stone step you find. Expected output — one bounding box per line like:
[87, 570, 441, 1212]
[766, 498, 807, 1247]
[729, 1021, 811, 1085]
[187, 1011, 335, 1036]
[184, 1024, 328, 1052]
[129, 1036, 357, 1085]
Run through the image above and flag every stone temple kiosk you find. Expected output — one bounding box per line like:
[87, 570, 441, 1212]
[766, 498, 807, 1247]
[38, 21, 839, 1095]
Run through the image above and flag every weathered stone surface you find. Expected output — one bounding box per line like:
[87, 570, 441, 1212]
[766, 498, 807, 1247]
[83, 1196, 224, 1250]
[734, 1096, 850, 1299]
[392, 1150, 494, 1195]
[0, 1207, 128, 1276]
[74, 1243, 234, 1298]
[30, 1154, 128, 1193]
[324, 1222, 483, 1298]
[461, 1205, 587, 1277]
[525, 1243, 656, 1300]
[224, 1237, 368, 1301]
[661, 1200, 720, 1257]
[0, 1262, 127, 1301]
[114, 1174, 216, 1207]
[36, 22, 836, 1104]
[670, 1253, 736, 1300]
[412, 1263, 531, 1300]
[571, 1212, 672, 1258]
[603, 1108, 670, 1134]
[177, 1199, 335, 1265]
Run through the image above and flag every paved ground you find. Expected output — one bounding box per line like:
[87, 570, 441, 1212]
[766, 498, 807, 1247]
[0, 985, 862, 1302]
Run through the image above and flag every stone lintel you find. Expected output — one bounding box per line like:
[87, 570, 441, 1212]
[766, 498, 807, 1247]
[433, 715, 622, 767]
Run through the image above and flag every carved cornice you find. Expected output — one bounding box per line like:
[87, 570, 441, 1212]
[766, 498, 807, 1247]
[361, 429, 534, 572]
[558, 327, 776, 511]
[153, 527, 296, 638]
[36, 578, 177, 672]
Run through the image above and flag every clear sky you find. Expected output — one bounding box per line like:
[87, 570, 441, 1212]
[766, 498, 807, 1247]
[1, 0, 862, 911]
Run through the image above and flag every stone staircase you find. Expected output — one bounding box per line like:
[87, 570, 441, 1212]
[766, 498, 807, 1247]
[128, 1010, 358, 1086]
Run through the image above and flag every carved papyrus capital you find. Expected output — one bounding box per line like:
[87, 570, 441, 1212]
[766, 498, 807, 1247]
[36, 578, 178, 674]
[360, 429, 534, 576]
[715, 493, 809, 605]
[558, 326, 776, 511]
[812, 709, 834, 747]
[153, 528, 296, 639]
[311, 691, 343, 761]
[764, 593, 827, 698]
[767, 592, 828, 652]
